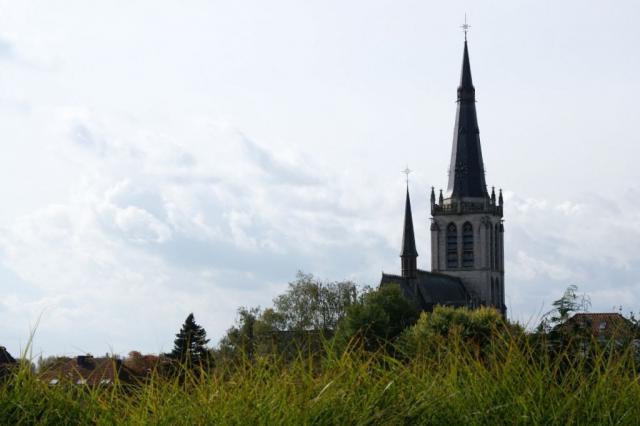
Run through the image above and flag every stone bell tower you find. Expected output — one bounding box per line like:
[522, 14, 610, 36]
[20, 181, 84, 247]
[429, 37, 505, 314]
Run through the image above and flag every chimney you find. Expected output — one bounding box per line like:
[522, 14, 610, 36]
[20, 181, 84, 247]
[77, 355, 94, 368]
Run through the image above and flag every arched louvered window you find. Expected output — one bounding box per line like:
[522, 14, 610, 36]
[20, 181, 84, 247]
[494, 224, 500, 270]
[462, 222, 473, 268]
[446, 223, 458, 269]
[487, 224, 495, 269]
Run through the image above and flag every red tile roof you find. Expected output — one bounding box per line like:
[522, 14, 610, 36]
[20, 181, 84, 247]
[563, 313, 634, 337]
[39, 355, 135, 386]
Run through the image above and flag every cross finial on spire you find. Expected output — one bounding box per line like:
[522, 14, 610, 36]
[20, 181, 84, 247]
[461, 13, 471, 41]
[402, 166, 411, 186]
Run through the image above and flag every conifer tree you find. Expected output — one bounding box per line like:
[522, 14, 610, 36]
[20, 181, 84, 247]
[169, 313, 210, 365]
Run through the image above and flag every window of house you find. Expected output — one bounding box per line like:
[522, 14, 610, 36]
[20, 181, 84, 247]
[446, 223, 458, 269]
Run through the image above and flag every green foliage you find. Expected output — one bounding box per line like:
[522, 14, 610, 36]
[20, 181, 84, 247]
[216, 272, 362, 363]
[627, 311, 640, 339]
[11, 280, 639, 423]
[335, 284, 419, 351]
[217, 307, 261, 361]
[169, 313, 210, 366]
[3, 329, 640, 424]
[400, 305, 512, 355]
[539, 284, 591, 332]
[271, 271, 360, 331]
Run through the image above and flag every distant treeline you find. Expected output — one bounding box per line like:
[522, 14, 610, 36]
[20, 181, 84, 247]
[2, 275, 640, 423]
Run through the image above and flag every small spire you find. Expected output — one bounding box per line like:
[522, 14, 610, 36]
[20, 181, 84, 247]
[491, 186, 496, 204]
[430, 186, 436, 205]
[400, 186, 418, 279]
[439, 189, 444, 205]
[400, 187, 418, 258]
[498, 189, 503, 206]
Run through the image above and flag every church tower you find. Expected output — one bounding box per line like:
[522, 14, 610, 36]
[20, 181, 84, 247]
[430, 38, 505, 314]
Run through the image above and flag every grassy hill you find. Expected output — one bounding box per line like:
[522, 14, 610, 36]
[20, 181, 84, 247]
[2, 331, 639, 425]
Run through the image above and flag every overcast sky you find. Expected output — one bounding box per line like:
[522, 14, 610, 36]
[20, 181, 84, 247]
[1, 1, 640, 357]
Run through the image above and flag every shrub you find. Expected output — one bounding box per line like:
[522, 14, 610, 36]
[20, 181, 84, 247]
[335, 284, 419, 352]
[399, 305, 516, 356]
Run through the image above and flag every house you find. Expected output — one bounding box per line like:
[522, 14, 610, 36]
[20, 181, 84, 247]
[561, 313, 636, 342]
[0, 346, 17, 381]
[39, 355, 136, 386]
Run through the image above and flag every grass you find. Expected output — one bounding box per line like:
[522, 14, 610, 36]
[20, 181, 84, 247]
[2, 334, 640, 425]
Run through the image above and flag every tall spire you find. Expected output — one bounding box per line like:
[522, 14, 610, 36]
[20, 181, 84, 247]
[446, 38, 489, 200]
[400, 186, 418, 278]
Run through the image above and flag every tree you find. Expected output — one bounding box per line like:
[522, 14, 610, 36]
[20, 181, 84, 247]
[539, 284, 591, 333]
[124, 351, 166, 378]
[549, 284, 590, 325]
[169, 313, 210, 366]
[400, 306, 512, 356]
[218, 307, 261, 361]
[335, 284, 419, 352]
[215, 273, 364, 363]
[272, 271, 360, 331]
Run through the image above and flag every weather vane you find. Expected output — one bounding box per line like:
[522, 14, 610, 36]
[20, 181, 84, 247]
[402, 166, 411, 185]
[461, 13, 471, 41]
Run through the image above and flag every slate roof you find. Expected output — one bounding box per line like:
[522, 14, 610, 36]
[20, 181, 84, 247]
[0, 346, 17, 381]
[446, 40, 489, 200]
[380, 269, 470, 312]
[400, 187, 418, 257]
[0, 346, 16, 365]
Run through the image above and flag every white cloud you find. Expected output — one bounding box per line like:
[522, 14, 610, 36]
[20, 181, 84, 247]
[1, 1, 640, 358]
[509, 250, 582, 282]
[3, 112, 640, 354]
[505, 192, 640, 324]
[0, 112, 395, 356]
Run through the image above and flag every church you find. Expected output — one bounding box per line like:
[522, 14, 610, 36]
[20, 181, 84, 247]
[380, 36, 506, 316]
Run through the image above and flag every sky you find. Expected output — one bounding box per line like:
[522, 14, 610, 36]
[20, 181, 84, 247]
[1, 1, 640, 357]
